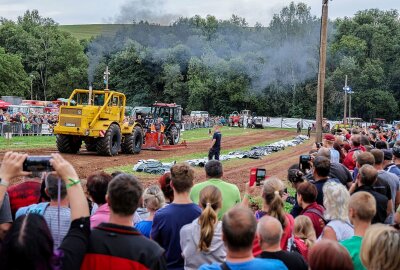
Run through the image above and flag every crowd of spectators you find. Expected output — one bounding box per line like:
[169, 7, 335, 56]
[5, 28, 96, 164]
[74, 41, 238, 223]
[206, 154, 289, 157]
[181, 116, 226, 130]
[0, 110, 58, 135]
[0, 125, 400, 269]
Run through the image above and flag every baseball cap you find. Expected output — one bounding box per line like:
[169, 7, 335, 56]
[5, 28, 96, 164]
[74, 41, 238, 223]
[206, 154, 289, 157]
[345, 134, 351, 140]
[393, 146, 400, 158]
[383, 149, 393, 160]
[323, 134, 335, 142]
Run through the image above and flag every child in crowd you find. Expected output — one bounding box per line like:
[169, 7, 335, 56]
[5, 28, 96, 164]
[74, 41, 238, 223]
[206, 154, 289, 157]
[292, 215, 316, 262]
[135, 185, 165, 237]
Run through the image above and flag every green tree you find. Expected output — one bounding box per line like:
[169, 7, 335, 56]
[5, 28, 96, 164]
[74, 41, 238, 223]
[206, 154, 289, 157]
[0, 47, 30, 96]
[0, 10, 87, 100]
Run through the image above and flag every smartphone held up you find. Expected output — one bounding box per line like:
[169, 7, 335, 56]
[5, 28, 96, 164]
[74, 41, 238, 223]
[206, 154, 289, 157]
[249, 168, 266, 187]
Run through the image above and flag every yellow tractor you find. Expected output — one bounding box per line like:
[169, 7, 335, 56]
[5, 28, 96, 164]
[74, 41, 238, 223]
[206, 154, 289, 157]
[53, 89, 143, 156]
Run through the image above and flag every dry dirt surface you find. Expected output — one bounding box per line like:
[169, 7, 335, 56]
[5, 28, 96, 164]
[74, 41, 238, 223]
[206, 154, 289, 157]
[1, 130, 314, 192]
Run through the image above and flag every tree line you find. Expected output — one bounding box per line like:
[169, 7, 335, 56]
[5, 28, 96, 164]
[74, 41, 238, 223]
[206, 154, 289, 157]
[1, 3, 400, 121]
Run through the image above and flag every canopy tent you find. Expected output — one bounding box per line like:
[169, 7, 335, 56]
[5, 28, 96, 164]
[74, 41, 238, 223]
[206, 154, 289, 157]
[0, 100, 11, 109]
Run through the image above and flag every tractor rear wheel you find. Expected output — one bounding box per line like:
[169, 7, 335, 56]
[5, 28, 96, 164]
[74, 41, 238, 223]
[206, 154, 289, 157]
[122, 127, 143, 154]
[96, 124, 121, 156]
[167, 125, 180, 145]
[56, 135, 82, 154]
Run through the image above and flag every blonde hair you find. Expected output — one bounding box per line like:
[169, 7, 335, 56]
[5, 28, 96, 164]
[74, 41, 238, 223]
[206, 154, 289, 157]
[349, 191, 376, 222]
[323, 181, 350, 222]
[143, 185, 165, 211]
[361, 224, 400, 270]
[294, 215, 316, 249]
[262, 177, 287, 228]
[198, 185, 222, 252]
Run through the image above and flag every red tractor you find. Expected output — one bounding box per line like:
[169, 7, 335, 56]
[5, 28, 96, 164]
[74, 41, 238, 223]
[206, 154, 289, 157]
[229, 111, 241, 127]
[141, 102, 187, 150]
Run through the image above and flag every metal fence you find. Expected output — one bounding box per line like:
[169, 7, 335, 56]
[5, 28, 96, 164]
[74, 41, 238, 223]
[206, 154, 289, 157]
[0, 123, 53, 137]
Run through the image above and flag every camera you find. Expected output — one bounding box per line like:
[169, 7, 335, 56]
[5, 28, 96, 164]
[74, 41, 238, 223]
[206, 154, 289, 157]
[299, 155, 311, 172]
[315, 142, 323, 149]
[250, 168, 266, 186]
[23, 156, 53, 172]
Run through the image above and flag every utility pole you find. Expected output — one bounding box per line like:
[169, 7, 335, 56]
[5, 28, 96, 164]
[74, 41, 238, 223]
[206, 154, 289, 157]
[315, 0, 329, 143]
[343, 75, 348, 124]
[30, 74, 34, 100]
[104, 66, 110, 90]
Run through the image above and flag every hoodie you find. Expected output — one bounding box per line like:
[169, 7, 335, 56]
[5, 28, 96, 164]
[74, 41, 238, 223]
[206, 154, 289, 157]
[180, 218, 226, 270]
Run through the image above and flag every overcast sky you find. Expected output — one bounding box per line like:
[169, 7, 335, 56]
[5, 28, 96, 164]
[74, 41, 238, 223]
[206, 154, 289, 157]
[1, 0, 399, 26]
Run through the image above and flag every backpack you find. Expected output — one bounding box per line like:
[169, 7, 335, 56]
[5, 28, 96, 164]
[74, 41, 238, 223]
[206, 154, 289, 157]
[15, 202, 50, 218]
[304, 207, 328, 225]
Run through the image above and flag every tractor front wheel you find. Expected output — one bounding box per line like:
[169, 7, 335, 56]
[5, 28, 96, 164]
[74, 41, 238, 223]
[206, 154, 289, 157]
[96, 124, 121, 156]
[122, 127, 143, 154]
[56, 135, 82, 154]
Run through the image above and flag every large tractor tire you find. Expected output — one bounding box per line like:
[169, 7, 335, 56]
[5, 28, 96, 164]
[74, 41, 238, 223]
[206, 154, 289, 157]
[56, 134, 82, 154]
[167, 125, 180, 145]
[84, 139, 97, 152]
[96, 124, 121, 156]
[121, 127, 143, 154]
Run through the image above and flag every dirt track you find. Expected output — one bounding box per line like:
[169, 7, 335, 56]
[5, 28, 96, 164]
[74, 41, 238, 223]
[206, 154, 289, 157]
[2, 129, 314, 191]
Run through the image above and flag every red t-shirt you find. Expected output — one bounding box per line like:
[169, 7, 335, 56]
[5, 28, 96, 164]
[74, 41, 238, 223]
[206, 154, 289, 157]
[300, 202, 326, 238]
[343, 147, 365, 170]
[8, 180, 41, 218]
[252, 212, 294, 256]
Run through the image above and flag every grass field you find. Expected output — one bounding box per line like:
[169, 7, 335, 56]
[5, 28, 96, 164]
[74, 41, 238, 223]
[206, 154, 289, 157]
[59, 24, 125, 39]
[0, 136, 56, 150]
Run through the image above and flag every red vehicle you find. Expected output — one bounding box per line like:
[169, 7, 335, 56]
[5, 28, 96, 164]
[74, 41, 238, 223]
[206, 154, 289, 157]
[229, 111, 241, 127]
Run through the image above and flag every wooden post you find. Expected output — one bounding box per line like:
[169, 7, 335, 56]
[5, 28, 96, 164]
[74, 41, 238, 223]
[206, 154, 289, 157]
[343, 75, 347, 124]
[315, 0, 329, 143]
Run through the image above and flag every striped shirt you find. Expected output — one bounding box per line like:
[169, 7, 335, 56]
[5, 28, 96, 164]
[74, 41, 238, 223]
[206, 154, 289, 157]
[43, 206, 71, 249]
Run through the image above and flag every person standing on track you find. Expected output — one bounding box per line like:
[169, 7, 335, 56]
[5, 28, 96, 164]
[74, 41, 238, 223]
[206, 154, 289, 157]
[209, 125, 222, 161]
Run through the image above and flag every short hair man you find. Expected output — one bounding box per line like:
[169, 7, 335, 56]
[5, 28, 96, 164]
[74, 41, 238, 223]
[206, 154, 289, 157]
[382, 149, 400, 179]
[257, 216, 308, 270]
[152, 163, 201, 270]
[343, 135, 364, 170]
[16, 174, 71, 249]
[81, 174, 166, 269]
[341, 192, 376, 270]
[209, 125, 222, 160]
[190, 160, 241, 219]
[371, 149, 399, 224]
[311, 156, 340, 205]
[199, 207, 287, 270]
[353, 165, 388, 224]
[316, 148, 353, 188]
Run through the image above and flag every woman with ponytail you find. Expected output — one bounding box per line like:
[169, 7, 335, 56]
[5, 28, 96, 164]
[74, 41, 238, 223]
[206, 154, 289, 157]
[243, 177, 295, 256]
[180, 186, 226, 270]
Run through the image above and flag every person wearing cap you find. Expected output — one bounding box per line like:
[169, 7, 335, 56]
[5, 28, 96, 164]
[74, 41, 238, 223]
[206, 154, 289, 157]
[392, 144, 400, 170]
[383, 149, 400, 180]
[322, 134, 340, 163]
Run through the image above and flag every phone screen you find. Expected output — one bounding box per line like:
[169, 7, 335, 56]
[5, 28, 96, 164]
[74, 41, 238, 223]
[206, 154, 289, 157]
[256, 169, 266, 178]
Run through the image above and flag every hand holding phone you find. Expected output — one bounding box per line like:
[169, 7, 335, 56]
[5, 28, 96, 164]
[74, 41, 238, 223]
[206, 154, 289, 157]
[249, 168, 266, 186]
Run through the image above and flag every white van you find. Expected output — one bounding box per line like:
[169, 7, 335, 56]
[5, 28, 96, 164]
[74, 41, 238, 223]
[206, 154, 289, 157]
[190, 111, 209, 118]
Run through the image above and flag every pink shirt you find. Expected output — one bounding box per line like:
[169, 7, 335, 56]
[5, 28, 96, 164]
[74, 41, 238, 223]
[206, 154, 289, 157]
[90, 203, 110, 229]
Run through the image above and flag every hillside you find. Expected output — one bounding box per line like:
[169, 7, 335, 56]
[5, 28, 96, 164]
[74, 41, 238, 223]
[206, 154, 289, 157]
[59, 24, 126, 39]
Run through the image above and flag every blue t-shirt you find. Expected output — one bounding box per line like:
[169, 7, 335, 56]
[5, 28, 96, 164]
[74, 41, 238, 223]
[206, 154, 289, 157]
[212, 131, 222, 149]
[151, 203, 201, 270]
[135, 220, 153, 238]
[199, 258, 288, 270]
